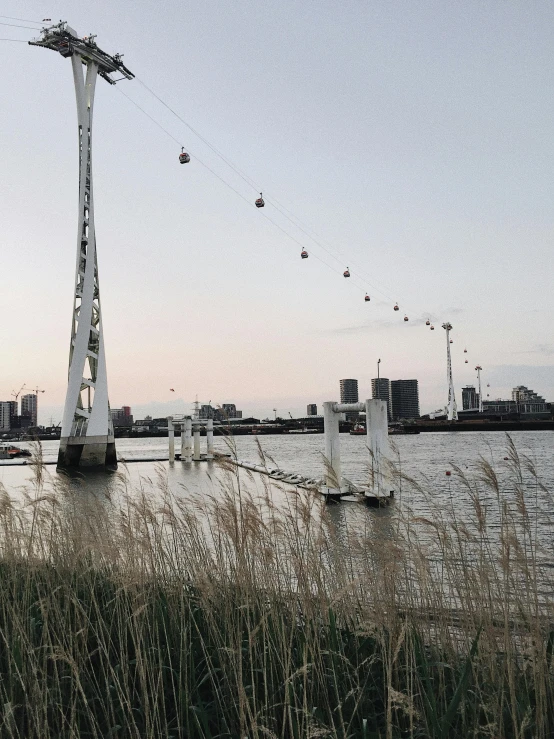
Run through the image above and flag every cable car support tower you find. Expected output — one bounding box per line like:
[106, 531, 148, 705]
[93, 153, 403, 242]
[442, 322, 458, 421]
[475, 365, 484, 413]
[30, 23, 134, 470]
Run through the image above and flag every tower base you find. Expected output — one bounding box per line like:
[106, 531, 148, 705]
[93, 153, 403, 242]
[57, 436, 117, 471]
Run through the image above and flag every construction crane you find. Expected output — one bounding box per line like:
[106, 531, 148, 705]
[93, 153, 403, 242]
[11, 384, 26, 405]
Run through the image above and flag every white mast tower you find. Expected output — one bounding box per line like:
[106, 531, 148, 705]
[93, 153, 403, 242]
[475, 365, 484, 413]
[442, 322, 458, 421]
[30, 23, 134, 470]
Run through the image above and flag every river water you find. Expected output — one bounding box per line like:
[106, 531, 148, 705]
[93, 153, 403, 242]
[1, 432, 553, 557]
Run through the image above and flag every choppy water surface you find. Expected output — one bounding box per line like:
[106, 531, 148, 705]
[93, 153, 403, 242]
[1, 432, 553, 555]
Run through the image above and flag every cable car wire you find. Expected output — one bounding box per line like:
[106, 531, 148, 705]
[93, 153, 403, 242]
[0, 21, 40, 31]
[0, 15, 45, 25]
[134, 76, 427, 310]
[121, 82, 461, 325]
[117, 87, 350, 280]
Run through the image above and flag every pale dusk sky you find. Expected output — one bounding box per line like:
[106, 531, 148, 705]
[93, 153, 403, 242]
[1, 0, 553, 423]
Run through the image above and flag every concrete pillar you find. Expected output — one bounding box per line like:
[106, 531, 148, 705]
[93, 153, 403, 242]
[193, 424, 201, 461]
[184, 417, 193, 461]
[365, 399, 392, 497]
[182, 416, 192, 462]
[168, 416, 175, 463]
[206, 417, 214, 460]
[323, 401, 341, 494]
[180, 420, 186, 458]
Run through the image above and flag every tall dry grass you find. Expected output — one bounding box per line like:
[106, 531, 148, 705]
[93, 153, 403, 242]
[0, 437, 552, 738]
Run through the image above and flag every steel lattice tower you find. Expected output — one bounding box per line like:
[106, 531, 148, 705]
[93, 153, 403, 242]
[30, 23, 134, 470]
[442, 322, 458, 421]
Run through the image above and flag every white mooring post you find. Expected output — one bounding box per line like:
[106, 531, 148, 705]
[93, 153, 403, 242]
[323, 401, 342, 495]
[184, 417, 193, 461]
[365, 399, 392, 498]
[180, 419, 186, 459]
[322, 399, 392, 500]
[206, 418, 214, 460]
[168, 417, 175, 463]
[193, 424, 201, 461]
[180, 416, 191, 461]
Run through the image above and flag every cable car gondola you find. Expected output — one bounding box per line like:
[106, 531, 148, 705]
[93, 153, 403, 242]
[464, 348, 467, 353]
[394, 303, 399, 311]
[301, 249, 308, 259]
[404, 315, 409, 321]
[364, 294, 370, 302]
[179, 147, 190, 164]
[450, 339, 453, 344]
[425, 319, 430, 326]
[58, 39, 73, 57]
[465, 360, 468, 363]
[430, 325, 435, 330]
[343, 268, 350, 278]
[255, 193, 265, 208]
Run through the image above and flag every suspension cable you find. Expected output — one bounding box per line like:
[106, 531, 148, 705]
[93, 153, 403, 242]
[134, 76, 423, 309]
[117, 87, 352, 282]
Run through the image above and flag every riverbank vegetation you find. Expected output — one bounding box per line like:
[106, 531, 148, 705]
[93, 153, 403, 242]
[0, 439, 552, 737]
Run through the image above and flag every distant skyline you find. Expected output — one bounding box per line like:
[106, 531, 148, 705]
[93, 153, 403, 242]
[25, 367, 554, 426]
[2, 1, 553, 425]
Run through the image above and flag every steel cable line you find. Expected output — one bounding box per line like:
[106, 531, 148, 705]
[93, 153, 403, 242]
[0, 16, 45, 25]
[124, 82, 458, 324]
[0, 38, 30, 42]
[136, 78, 260, 192]
[117, 87, 349, 281]
[0, 22, 40, 31]
[134, 76, 433, 312]
[135, 78, 400, 299]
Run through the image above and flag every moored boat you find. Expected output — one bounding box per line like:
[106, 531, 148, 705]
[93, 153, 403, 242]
[0, 443, 32, 460]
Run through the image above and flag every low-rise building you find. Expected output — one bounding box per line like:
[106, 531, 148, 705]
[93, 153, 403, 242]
[111, 406, 134, 427]
[482, 386, 549, 418]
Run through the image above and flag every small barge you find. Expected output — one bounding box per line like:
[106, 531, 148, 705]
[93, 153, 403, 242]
[0, 443, 32, 460]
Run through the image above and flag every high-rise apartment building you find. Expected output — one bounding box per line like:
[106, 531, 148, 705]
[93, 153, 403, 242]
[339, 379, 359, 403]
[371, 378, 392, 420]
[21, 394, 38, 426]
[0, 402, 12, 431]
[306, 404, 318, 416]
[462, 385, 479, 411]
[340, 379, 359, 421]
[390, 380, 420, 420]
